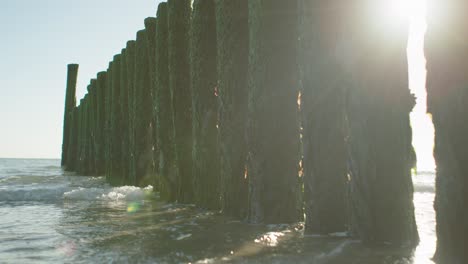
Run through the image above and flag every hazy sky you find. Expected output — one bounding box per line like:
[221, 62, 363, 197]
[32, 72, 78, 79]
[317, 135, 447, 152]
[0, 0, 162, 158]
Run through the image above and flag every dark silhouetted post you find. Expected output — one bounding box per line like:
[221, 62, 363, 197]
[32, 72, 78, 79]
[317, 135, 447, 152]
[155, 3, 178, 201]
[134, 29, 155, 187]
[246, 0, 302, 224]
[105, 61, 114, 180]
[62, 64, 79, 168]
[298, 1, 347, 234]
[125, 41, 137, 185]
[347, 4, 418, 246]
[168, 0, 193, 203]
[426, 0, 468, 262]
[119, 48, 130, 185]
[109, 54, 123, 185]
[215, 0, 249, 219]
[190, 0, 220, 210]
[95, 72, 107, 175]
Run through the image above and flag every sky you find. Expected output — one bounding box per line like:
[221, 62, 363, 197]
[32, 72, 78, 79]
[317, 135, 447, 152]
[0, 0, 162, 158]
[0, 0, 435, 170]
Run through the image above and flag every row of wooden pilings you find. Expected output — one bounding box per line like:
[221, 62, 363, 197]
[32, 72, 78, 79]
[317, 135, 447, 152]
[61, 1, 467, 263]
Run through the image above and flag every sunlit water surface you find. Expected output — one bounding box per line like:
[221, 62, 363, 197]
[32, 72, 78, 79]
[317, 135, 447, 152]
[0, 159, 435, 263]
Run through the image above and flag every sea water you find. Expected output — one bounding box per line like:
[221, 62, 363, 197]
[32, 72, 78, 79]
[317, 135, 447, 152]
[0, 158, 435, 263]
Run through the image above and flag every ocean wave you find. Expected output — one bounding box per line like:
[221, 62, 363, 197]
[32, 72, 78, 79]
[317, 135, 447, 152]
[63, 185, 154, 202]
[0, 187, 68, 202]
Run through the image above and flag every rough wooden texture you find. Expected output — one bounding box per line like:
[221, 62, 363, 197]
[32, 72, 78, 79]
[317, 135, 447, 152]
[246, 0, 302, 224]
[347, 6, 418, 246]
[62, 64, 79, 168]
[66, 107, 78, 171]
[125, 41, 137, 186]
[109, 54, 123, 185]
[426, 1, 468, 262]
[87, 81, 97, 175]
[95, 72, 107, 175]
[134, 29, 155, 187]
[190, 0, 220, 210]
[298, 1, 347, 234]
[119, 48, 130, 185]
[155, 3, 178, 201]
[104, 62, 114, 180]
[167, 0, 193, 203]
[145, 17, 160, 188]
[215, 0, 249, 218]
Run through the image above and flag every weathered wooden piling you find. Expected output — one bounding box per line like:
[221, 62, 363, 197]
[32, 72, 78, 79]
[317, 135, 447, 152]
[347, 6, 418, 245]
[95, 72, 107, 175]
[109, 54, 123, 184]
[62, 64, 79, 168]
[298, 1, 348, 234]
[134, 29, 155, 187]
[119, 48, 130, 185]
[104, 61, 114, 179]
[66, 107, 78, 171]
[145, 17, 160, 188]
[215, 0, 249, 218]
[190, 0, 220, 210]
[125, 40, 137, 185]
[155, 3, 178, 201]
[426, 0, 468, 262]
[87, 82, 97, 175]
[246, 0, 302, 224]
[167, 0, 193, 203]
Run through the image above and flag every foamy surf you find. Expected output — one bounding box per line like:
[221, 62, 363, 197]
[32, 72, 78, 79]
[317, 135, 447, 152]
[63, 185, 154, 201]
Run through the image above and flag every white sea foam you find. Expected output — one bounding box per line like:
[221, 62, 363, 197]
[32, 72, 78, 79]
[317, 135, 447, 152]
[63, 185, 154, 201]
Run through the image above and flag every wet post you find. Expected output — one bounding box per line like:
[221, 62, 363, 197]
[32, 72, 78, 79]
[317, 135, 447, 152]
[134, 29, 155, 187]
[347, 3, 419, 246]
[62, 64, 79, 168]
[109, 54, 123, 185]
[87, 82, 97, 175]
[155, 3, 178, 202]
[104, 62, 114, 180]
[167, 0, 193, 203]
[145, 17, 160, 188]
[125, 41, 137, 186]
[426, 0, 468, 262]
[190, 0, 220, 210]
[246, 0, 302, 224]
[215, 0, 249, 219]
[119, 48, 130, 185]
[66, 107, 79, 171]
[95, 72, 107, 175]
[298, 1, 348, 234]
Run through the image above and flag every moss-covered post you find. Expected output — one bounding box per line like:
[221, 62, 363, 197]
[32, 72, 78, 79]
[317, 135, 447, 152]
[168, 0, 193, 203]
[426, 1, 468, 262]
[347, 5, 418, 245]
[134, 29, 155, 187]
[298, 1, 347, 234]
[215, 0, 249, 218]
[109, 54, 123, 184]
[246, 0, 302, 224]
[119, 48, 130, 185]
[125, 41, 137, 185]
[155, 3, 178, 201]
[104, 62, 114, 179]
[62, 64, 79, 168]
[95, 72, 107, 175]
[190, 0, 220, 209]
[145, 17, 160, 188]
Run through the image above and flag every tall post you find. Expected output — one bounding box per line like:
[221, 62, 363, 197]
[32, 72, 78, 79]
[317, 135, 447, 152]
[62, 64, 79, 167]
[134, 29, 155, 187]
[119, 48, 130, 185]
[426, 0, 468, 262]
[246, 0, 302, 224]
[347, 2, 418, 245]
[155, 3, 178, 201]
[126, 41, 137, 186]
[215, 0, 249, 218]
[167, 0, 193, 203]
[109, 54, 123, 185]
[105, 62, 114, 180]
[298, 1, 348, 234]
[95, 71, 107, 175]
[190, 0, 220, 210]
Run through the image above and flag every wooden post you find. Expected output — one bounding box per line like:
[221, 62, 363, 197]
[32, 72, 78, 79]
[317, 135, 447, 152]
[62, 64, 79, 167]
[298, 1, 348, 234]
[155, 3, 178, 201]
[190, 0, 220, 209]
[168, 0, 193, 203]
[426, 0, 468, 261]
[246, 0, 302, 224]
[215, 0, 249, 218]
[125, 41, 137, 185]
[347, 3, 418, 246]
[95, 71, 107, 175]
